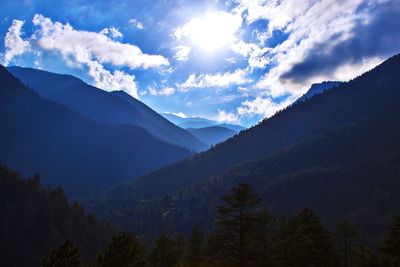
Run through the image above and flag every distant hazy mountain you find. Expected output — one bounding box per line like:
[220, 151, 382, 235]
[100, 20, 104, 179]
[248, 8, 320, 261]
[0, 65, 191, 197]
[216, 123, 246, 132]
[8, 67, 206, 152]
[186, 126, 237, 147]
[295, 81, 343, 104]
[91, 55, 400, 240]
[162, 113, 245, 146]
[162, 113, 246, 131]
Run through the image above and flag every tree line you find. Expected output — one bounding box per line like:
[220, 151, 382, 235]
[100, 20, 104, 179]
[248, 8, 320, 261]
[0, 164, 113, 266]
[43, 183, 400, 267]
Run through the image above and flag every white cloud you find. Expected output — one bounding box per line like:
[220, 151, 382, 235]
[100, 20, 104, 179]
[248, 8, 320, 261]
[2, 19, 30, 65]
[24, 14, 173, 98]
[174, 45, 191, 62]
[232, 0, 385, 96]
[216, 94, 298, 125]
[100, 27, 123, 38]
[231, 41, 271, 68]
[129, 18, 144, 30]
[329, 57, 384, 81]
[87, 60, 139, 98]
[32, 14, 169, 70]
[217, 109, 238, 123]
[178, 69, 252, 90]
[165, 111, 188, 118]
[148, 85, 175, 96]
[214, 94, 241, 104]
[148, 86, 158, 96]
[159, 87, 175, 96]
[237, 96, 293, 118]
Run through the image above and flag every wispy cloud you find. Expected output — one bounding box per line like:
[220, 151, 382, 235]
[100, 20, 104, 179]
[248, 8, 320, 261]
[231, 40, 271, 69]
[2, 19, 30, 65]
[174, 45, 191, 62]
[148, 85, 176, 96]
[217, 109, 238, 123]
[177, 69, 252, 91]
[237, 96, 295, 119]
[99, 27, 123, 38]
[129, 18, 144, 30]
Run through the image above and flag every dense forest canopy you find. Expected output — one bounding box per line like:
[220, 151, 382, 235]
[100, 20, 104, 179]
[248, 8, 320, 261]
[0, 164, 113, 266]
[41, 184, 400, 267]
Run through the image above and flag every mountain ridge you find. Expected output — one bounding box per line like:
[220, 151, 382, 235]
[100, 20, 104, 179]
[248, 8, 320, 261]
[0, 64, 191, 197]
[186, 126, 237, 147]
[88, 54, 400, 239]
[162, 112, 246, 131]
[295, 81, 343, 104]
[8, 66, 206, 151]
[103, 54, 400, 201]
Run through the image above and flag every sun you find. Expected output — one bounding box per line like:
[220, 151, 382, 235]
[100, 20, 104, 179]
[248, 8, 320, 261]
[183, 12, 242, 51]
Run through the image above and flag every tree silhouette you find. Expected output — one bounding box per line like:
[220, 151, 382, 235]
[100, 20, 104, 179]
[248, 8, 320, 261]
[185, 226, 206, 266]
[150, 233, 183, 267]
[41, 240, 82, 267]
[211, 183, 262, 266]
[381, 216, 400, 266]
[95, 232, 146, 267]
[285, 208, 334, 267]
[335, 220, 358, 267]
[252, 207, 275, 266]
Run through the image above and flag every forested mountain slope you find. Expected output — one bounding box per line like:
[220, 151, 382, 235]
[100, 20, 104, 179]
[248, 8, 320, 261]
[94, 107, 400, 242]
[89, 55, 400, 241]
[9, 67, 206, 151]
[0, 65, 191, 197]
[0, 164, 114, 266]
[104, 54, 400, 200]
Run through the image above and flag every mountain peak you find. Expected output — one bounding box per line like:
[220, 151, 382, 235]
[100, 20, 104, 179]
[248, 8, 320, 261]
[295, 81, 343, 104]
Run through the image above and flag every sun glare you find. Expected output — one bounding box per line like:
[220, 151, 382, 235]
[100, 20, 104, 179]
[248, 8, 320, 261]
[185, 12, 241, 51]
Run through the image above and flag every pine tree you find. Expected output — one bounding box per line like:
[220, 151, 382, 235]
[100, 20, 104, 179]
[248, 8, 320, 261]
[211, 183, 262, 267]
[380, 216, 400, 266]
[186, 226, 206, 265]
[41, 240, 82, 267]
[252, 207, 275, 266]
[335, 220, 358, 267]
[150, 233, 182, 267]
[95, 232, 146, 267]
[283, 209, 333, 267]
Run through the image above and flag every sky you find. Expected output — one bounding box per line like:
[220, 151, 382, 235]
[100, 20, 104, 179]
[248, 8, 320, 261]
[0, 0, 399, 127]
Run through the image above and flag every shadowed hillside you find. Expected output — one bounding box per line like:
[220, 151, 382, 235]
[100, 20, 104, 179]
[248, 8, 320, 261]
[101, 54, 400, 200]
[8, 67, 206, 151]
[89, 54, 400, 241]
[0, 65, 191, 197]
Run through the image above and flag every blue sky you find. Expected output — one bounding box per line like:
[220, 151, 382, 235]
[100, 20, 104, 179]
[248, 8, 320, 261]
[1, 0, 399, 127]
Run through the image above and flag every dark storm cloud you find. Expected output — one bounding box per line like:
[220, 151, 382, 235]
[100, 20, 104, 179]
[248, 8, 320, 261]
[280, 1, 400, 83]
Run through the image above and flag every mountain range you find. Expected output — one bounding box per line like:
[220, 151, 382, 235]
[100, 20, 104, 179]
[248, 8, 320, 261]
[186, 126, 237, 147]
[89, 54, 400, 241]
[162, 113, 246, 132]
[8, 67, 207, 152]
[2, 51, 400, 249]
[0, 65, 192, 197]
[162, 113, 246, 146]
